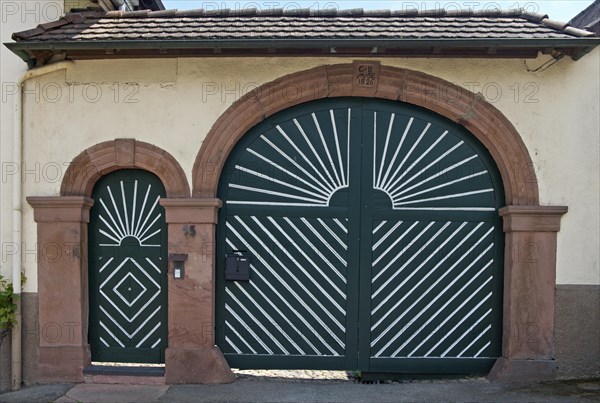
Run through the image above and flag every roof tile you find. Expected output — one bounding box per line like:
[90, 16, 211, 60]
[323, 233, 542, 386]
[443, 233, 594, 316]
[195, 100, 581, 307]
[10, 8, 596, 43]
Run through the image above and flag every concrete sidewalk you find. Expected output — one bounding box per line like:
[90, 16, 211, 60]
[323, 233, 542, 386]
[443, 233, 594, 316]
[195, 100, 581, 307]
[1, 378, 599, 403]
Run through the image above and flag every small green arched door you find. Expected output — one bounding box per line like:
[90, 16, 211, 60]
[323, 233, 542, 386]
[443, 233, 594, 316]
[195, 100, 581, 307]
[216, 98, 504, 374]
[88, 169, 168, 363]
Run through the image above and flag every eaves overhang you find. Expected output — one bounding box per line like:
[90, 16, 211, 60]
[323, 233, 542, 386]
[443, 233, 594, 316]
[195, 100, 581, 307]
[5, 37, 600, 68]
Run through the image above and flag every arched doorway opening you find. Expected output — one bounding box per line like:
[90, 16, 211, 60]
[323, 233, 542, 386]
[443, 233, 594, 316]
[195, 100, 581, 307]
[215, 97, 505, 374]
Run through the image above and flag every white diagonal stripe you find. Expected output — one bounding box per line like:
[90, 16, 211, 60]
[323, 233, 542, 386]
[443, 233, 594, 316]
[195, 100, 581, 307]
[385, 123, 431, 192]
[120, 181, 130, 235]
[136, 321, 161, 348]
[151, 338, 161, 349]
[227, 289, 289, 354]
[301, 217, 346, 268]
[380, 116, 412, 189]
[399, 261, 492, 354]
[235, 165, 329, 200]
[458, 324, 492, 358]
[253, 132, 333, 194]
[107, 186, 127, 239]
[99, 257, 114, 273]
[145, 258, 161, 273]
[265, 128, 334, 193]
[100, 305, 160, 339]
[397, 278, 492, 358]
[423, 298, 492, 357]
[100, 337, 109, 347]
[226, 336, 243, 354]
[130, 258, 160, 289]
[226, 303, 273, 354]
[229, 184, 326, 204]
[372, 222, 420, 270]
[372, 223, 489, 327]
[280, 217, 346, 287]
[101, 268, 161, 324]
[137, 212, 162, 241]
[226, 222, 344, 350]
[99, 214, 123, 241]
[330, 109, 347, 186]
[247, 148, 331, 195]
[100, 320, 124, 347]
[396, 153, 475, 194]
[99, 258, 130, 290]
[372, 221, 387, 235]
[228, 238, 324, 355]
[287, 121, 336, 191]
[312, 113, 342, 187]
[134, 184, 152, 236]
[373, 252, 493, 355]
[475, 341, 492, 358]
[372, 221, 403, 251]
[113, 272, 147, 307]
[250, 217, 345, 312]
[226, 320, 257, 354]
[393, 188, 494, 207]
[386, 130, 448, 192]
[234, 282, 305, 355]
[134, 195, 160, 238]
[371, 222, 437, 300]
[131, 180, 138, 238]
[376, 113, 396, 188]
[333, 218, 347, 234]
[393, 171, 489, 201]
[317, 218, 346, 250]
[441, 310, 492, 357]
[99, 198, 125, 239]
[372, 222, 452, 313]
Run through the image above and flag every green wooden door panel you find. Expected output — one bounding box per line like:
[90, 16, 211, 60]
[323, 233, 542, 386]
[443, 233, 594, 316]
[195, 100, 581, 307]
[217, 98, 504, 374]
[89, 169, 168, 364]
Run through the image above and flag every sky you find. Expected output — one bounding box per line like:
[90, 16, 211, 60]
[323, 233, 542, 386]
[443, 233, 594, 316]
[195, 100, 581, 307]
[161, 1, 596, 21]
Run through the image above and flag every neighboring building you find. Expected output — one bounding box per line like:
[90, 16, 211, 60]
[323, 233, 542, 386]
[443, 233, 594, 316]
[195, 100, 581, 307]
[1, 6, 599, 388]
[570, 0, 600, 36]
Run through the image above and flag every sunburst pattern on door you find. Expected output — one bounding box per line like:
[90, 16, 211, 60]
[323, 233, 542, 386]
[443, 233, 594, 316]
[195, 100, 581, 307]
[372, 112, 494, 212]
[217, 98, 503, 373]
[227, 109, 352, 207]
[97, 180, 163, 247]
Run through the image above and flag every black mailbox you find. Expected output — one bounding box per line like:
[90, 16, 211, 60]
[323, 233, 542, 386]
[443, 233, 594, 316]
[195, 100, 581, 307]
[225, 251, 251, 281]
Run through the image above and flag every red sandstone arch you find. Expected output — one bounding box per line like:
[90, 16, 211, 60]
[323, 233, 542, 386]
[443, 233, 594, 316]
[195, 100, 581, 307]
[192, 63, 538, 205]
[61, 139, 190, 197]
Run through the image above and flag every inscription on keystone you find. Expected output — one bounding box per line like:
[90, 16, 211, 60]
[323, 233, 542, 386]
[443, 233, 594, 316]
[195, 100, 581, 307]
[352, 62, 380, 95]
[356, 65, 376, 87]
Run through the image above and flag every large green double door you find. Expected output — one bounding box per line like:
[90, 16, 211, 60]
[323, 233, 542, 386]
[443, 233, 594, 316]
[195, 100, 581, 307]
[217, 98, 504, 373]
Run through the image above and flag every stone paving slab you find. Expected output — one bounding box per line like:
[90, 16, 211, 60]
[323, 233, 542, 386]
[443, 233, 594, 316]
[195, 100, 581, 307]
[1, 377, 599, 402]
[0, 383, 72, 403]
[157, 378, 599, 402]
[55, 384, 169, 403]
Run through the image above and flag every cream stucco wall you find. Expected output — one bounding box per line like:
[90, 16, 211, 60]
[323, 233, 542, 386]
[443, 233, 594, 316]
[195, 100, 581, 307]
[0, 1, 64, 284]
[14, 50, 600, 291]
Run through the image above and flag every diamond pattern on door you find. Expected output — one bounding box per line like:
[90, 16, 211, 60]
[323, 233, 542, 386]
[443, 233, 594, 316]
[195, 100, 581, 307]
[89, 169, 168, 364]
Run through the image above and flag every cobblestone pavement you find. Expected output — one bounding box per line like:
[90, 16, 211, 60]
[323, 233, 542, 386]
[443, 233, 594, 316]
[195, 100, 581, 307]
[231, 369, 488, 385]
[233, 370, 351, 382]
